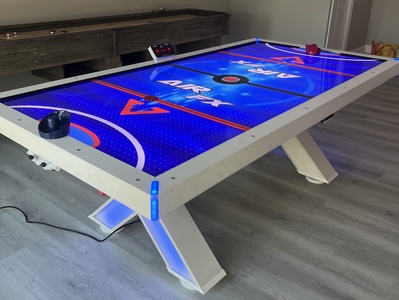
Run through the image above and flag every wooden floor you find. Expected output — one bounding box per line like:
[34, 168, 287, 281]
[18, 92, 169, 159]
[1, 76, 398, 300]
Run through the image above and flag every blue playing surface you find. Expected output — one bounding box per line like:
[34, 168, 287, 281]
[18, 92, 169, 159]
[2, 41, 384, 176]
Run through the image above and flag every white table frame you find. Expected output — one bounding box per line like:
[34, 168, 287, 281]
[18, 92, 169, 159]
[1, 38, 398, 294]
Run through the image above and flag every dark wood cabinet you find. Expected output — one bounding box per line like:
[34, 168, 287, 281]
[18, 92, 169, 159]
[0, 9, 230, 79]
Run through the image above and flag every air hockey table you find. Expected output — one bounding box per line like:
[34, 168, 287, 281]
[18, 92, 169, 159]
[1, 38, 399, 294]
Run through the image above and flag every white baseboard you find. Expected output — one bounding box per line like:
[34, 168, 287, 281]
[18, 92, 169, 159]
[350, 45, 368, 53]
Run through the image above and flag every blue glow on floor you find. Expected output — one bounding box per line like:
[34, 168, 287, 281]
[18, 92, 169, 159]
[94, 199, 135, 229]
[141, 216, 194, 283]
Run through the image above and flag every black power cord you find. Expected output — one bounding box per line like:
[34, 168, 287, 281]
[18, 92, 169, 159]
[0, 205, 141, 242]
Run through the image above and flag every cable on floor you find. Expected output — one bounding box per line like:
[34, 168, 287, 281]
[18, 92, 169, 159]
[0, 205, 141, 242]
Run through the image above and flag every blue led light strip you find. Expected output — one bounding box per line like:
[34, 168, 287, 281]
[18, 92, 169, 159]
[150, 181, 159, 221]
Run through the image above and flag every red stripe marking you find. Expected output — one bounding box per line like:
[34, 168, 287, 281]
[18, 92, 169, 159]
[92, 79, 251, 132]
[271, 56, 305, 65]
[120, 99, 170, 115]
[71, 123, 101, 148]
[219, 51, 356, 77]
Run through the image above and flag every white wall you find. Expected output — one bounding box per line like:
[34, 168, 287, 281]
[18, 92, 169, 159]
[227, 0, 399, 50]
[346, 0, 373, 51]
[227, 0, 331, 45]
[0, 0, 230, 25]
[367, 0, 399, 45]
